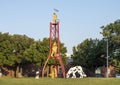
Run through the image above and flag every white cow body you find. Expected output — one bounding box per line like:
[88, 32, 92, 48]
[66, 66, 86, 78]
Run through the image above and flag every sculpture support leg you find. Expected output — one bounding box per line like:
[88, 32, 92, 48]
[42, 56, 50, 77]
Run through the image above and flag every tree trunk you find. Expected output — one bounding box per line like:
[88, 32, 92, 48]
[11, 69, 14, 77]
[15, 65, 19, 77]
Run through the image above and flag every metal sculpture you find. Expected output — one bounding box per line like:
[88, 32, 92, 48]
[42, 13, 66, 78]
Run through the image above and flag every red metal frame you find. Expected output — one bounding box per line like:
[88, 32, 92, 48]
[42, 22, 66, 78]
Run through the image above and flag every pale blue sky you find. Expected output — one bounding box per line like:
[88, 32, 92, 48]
[0, 0, 120, 54]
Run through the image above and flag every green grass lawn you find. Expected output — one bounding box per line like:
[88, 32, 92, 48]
[0, 78, 120, 85]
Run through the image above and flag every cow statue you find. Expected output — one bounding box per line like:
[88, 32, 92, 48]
[66, 66, 86, 78]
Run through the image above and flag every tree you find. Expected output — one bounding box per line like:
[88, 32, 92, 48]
[101, 19, 120, 73]
[0, 32, 34, 77]
[11, 34, 34, 77]
[0, 33, 16, 66]
[72, 39, 106, 72]
[11, 34, 34, 64]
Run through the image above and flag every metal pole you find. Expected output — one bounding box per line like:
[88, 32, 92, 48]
[106, 38, 109, 78]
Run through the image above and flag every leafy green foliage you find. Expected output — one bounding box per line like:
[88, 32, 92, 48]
[0, 33, 16, 66]
[0, 32, 67, 68]
[0, 33, 35, 67]
[72, 39, 106, 72]
[24, 38, 49, 66]
[101, 19, 120, 73]
[10, 34, 34, 66]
